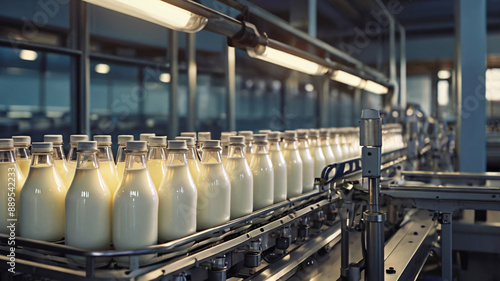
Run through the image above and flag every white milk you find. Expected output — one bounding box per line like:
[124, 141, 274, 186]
[224, 158, 253, 219]
[187, 159, 200, 181]
[65, 168, 111, 264]
[0, 162, 25, 235]
[148, 159, 166, 189]
[298, 147, 314, 192]
[116, 162, 125, 181]
[17, 158, 30, 178]
[64, 161, 77, 187]
[196, 162, 231, 230]
[283, 147, 303, 198]
[249, 154, 274, 210]
[321, 141, 336, 165]
[269, 150, 287, 203]
[99, 161, 120, 196]
[113, 168, 158, 263]
[54, 159, 68, 180]
[158, 165, 197, 242]
[20, 165, 66, 241]
[311, 146, 326, 179]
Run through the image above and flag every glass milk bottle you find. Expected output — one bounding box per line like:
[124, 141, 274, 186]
[158, 140, 197, 242]
[249, 134, 274, 210]
[44, 135, 69, 181]
[297, 130, 314, 192]
[20, 142, 65, 241]
[319, 129, 336, 165]
[116, 135, 134, 181]
[308, 129, 326, 179]
[224, 136, 253, 219]
[339, 130, 352, 160]
[239, 131, 253, 164]
[197, 132, 211, 159]
[140, 133, 155, 143]
[268, 132, 287, 203]
[65, 141, 111, 264]
[147, 136, 167, 189]
[94, 135, 120, 196]
[329, 129, 344, 162]
[180, 132, 198, 160]
[0, 139, 26, 235]
[12, 136, 31, 178]
[64, 134, 88, 187]
[220, 132, 231, 166]
[113, 141, 158, 263]
[196, 140, 230, 230]
[175, 137, 200, 179]
[282, 131, 303, 198]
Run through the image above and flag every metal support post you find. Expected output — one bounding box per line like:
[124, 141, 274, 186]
[169, 30, 179, 137]
[186, 33, 197, 132]
[225, 45, 236, 131]
[440, 213, 453, 281]
[360, 109, 385, 281]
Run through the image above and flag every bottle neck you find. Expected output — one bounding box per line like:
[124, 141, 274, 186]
[76, 150, 99, 169]
[251, 142, 269, 155]
[221, 142, 229, 157]
[320, 137, 330, 147]
[298, 138, 309, 149]
[310, 137, 320, 147]
[67, 144, 78, 161]
[148, 146, 166, 161]
[15, 146, 31, 159]
[201, 148, 222, 163]
[51, 144, 65, 161]
[227, 144, 245, 158]
[269, 140, 282, 152]
[32, 152, 54, 167]
[165, 149, 188, 166]
[186, 145, 198, 161]
[97, 145, 114, 162]
[124, 151, 148, 170]
[284, 139, 299, 150]
[0, 149, 16, 163]
[116, 144, 126, 163]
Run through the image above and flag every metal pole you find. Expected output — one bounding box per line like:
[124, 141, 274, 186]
[186, 33, 197, 132]
[399, 26, 407, 109]
[225, 45, 236, 131]
[320, 76, 329, 128]
[308, 0, 317, 38]
[389, 17, 397, 106]
[169, 30, 179, 137]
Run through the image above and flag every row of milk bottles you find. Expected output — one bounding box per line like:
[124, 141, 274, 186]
[0, 128, 372, 263]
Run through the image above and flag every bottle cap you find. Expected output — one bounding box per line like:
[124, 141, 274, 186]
[239, 131, 253, 138]
[297, 130, 308, 139]
[140, 133, 155, 142]
[253, 134, 268, 141]
[70, 134, 89, 143]
[149, 136, 167, 146]
[0, 139, 14, 148]
[319, 128, 330, 137]
[44, 134, 63, 144]
[203, 140, 220, 148]
[308, 129, 319, 137]
[180, 132, 197, 141]
[229, 131, 237, 136]
[198, 132, 211, 141]
[13, 136, 31, 146]
[284, 130, 297, 140]
[93, 135, 112, 145]
[229, 136, 245, 144]
[32, 142, 53, 152]
[126, 141, 147, 151]
[168, 140, 187, 149]
[259, 129, 271, 134]
[268, 132, 280, 140]
[78, 141, 97, 151]
[175, 136, 195, 146]
[221, 133, 231, 143]
[118, 135, 134, 145]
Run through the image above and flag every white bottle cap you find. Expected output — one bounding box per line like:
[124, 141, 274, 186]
[168, 140, 187, 149]
[180, 132, 197, 141]
[229, 136, 245, 144]
[253, 134, 268, 141]
[149, 136, 167, 146]
[126, 141, 147, 151]
[284, 130, 297, 140]
[0, 139, 14, 148]
[78, 141, 97, 151]
[319, 128, 330, 137]
[229, 131, 237, 136]
[70, 134, 89, 144]
[268, 132, 280, 140]
[44, 134, 63, 144]
[198, 132, 211, 141]
[203, 140, 220, 148]
[309, 129, 319, 137]
[175, 136, 195, 146]
[140, 133, 155, 142]
[94, 135, 112, 145]
[239, 131, 253, 138]
[118, 135, 134, 145]
[13, 136, 31, 146]
[296, 130, 308, 139]
[221, 133, 231, 143]
[259, 129, 271, 134]
[32, 142, 53, 152]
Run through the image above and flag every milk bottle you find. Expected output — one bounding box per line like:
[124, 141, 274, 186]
[268, 132, 287, 203]
[175, 137, 200, 179]
[224, 136, 253, 219]
[12, 136, 31, 178]
[239, 131, 253, 164]
[65, 141, 111, 264]
[147, 136, 167, 189]
[220, 132, 231, 166]
[282, 131, 303, 198]
[329, 128, 344, 162]
[0, 139, 25, 235]
[197, 132, 211, 159]
[249, 134, 274, 210]
[319, 129, 336, 165]
[196, 140, 230, 230]
[297, 130, 314, 192]
[116, 135, 134, 181]
[113, 141, 158, 263]
[64, 134, 89, 187]
[158, 140, 197, 242]
[94, 135, 120, 196]
[308, 129, 326, 180]
[20, 142, 65, 241]
[44, 135, 69, 181]
[339, 130, 352, 159]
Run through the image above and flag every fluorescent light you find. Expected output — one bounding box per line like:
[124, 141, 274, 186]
[83, 0, 207, 33]
[95, 64, 110, 74]
[305, 83, 314, 92]
[159, 73, 171, 83]
[437, 70, 451, 80]
[247, 45, 328, 76]
[363, 80, 388, 94]
[331, 70, 363, 87]
[19, 50, 38, 61]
